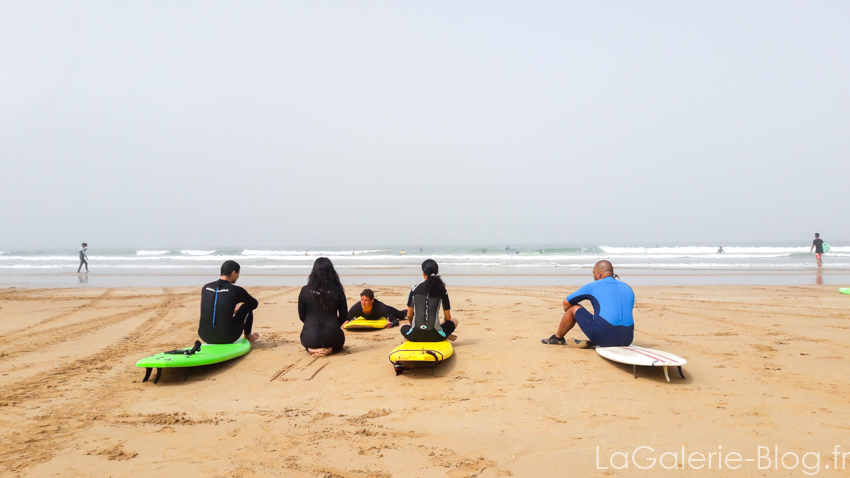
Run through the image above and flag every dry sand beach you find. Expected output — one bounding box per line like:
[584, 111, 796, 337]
[1, 285, 849, 477]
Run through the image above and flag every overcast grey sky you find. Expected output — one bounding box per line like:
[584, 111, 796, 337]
[1, 2, 848, 250]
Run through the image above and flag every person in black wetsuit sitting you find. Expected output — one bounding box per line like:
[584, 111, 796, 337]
[298, 257, 347, 357]
[345, 288, 406, 328]
[400, 259, 458, 342]
[197, 260, 259, 344]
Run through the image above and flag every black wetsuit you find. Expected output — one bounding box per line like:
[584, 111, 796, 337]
[400, 281, 454, 342]
[813, 238, 824, 254]
[77, 247, 88, 273]
[298, 285, 347, 352]
[347, 299, 406, 326]
[197, 279, 259, 344]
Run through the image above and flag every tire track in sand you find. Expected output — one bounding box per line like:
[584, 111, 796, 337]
[0, 289, 198, 474]
[0, 289, 114, 337]
[0, 290, 196, 362]
[0, 287, 299, 475]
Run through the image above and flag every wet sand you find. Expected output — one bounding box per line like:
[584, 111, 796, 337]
[1, 285, 849, 477]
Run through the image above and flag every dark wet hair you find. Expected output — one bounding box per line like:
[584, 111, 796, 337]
[815, 233, 820, 238]
[308, 257, 343, 310]
[82, 243, 87, 247]
[421, 259, 446, 296]
[221, 260, 240, 276]
[360, 289, 374, 300]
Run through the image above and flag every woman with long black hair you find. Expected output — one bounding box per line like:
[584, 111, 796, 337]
[298, 257, 347, 357]
[401, 259, 458, 342]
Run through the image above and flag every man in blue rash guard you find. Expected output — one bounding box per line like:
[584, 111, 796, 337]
[198, 260, 259, 345]
[541, 260, 634, 348]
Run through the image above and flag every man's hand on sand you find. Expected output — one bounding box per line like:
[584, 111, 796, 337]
[246, 333, 259, 343]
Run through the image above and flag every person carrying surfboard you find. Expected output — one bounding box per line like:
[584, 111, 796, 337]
[810, 233, 825, 267]
[400, 259, 458, 342]
[344, 289, 406, 328]
[542, 260, 634, 348]
[197, 260, 259, 345]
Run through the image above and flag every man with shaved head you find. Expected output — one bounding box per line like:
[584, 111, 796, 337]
[542, 260, 635, 348]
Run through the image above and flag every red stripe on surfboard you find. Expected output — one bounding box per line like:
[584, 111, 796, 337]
[631, 345, 678, 362]
[632, 348, 678, 363]
[619, 346, 678, 364]
[631, 347, 678, 363]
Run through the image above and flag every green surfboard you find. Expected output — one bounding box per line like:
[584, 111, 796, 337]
[136, 338, 251, 383]
[840, 288, 850, 295]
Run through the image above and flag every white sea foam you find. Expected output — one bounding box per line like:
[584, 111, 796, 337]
[241, 249, 383, 256]
[1, 245, 848, 274]
[600, 246, 813, 255]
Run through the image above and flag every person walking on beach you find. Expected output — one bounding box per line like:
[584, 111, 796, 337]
[197, 260, 259, 344]
[810, 233, 825, 267]
[401, 259, 458, 342]
[77, 243, 88, 273]
[542, 260, 634, 348]
[298, 257, 347, 357]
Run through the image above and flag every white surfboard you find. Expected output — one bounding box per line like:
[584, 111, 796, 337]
[596, 345, 687, 382]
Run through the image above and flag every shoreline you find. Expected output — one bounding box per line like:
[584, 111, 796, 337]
[2, 267, 849, 289]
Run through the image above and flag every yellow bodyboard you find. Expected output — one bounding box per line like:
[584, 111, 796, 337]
[343, 316, 388, 330]
[389, 340, 454, 363]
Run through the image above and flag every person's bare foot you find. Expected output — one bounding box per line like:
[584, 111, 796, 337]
[308, 347, 332, 357]
[246, 333, 259, 343]
[447, 334, 457, 341]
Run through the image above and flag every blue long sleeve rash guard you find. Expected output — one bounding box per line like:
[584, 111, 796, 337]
[566, 277, 635, 327]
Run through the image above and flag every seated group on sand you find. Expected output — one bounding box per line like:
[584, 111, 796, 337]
[196, 257, 633, 358]
[197, 258, 461, 358]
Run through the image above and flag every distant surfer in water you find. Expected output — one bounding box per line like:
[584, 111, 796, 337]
[77, 243, 88, 273]
[717, 246, 725, 253]
[298, 257, 347, 357]
[810, 233, 825, 267]
[401, 259, 458, 342]
[542, 260, 634, 348]
[197, 260, 259, 345]
[345, 289, 406, 328]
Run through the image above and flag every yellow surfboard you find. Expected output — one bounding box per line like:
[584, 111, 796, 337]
[389, 340, 453, 375]
[343, 316, 388, 330]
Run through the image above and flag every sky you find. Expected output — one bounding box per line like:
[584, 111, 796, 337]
[1, 1, 848, 250]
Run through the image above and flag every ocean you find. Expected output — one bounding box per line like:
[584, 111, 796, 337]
[1, 245, 848, 288]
